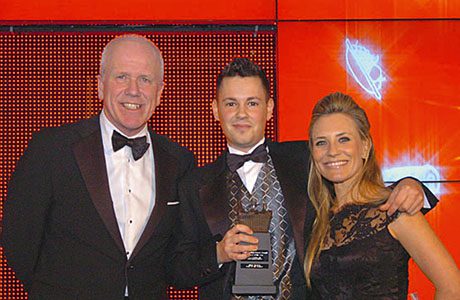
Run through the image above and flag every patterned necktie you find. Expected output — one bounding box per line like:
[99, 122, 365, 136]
[111, 130, 150, 161]
[226, 143, 268, 172]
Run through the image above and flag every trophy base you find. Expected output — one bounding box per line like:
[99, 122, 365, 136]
[232, 232, 276, 295]
[232, 285, 277, 295]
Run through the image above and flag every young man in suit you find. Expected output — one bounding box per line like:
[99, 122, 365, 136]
[2, 35, 194, 299]
[171, 58, 437, 299]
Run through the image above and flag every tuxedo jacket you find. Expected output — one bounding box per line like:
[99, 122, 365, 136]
[2, 116, 194, 300]
[170, 140, 439, 299]
[171, 140, 316, 299]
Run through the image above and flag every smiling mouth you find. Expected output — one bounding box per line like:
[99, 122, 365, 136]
[233, 123, 251, 128]
[325, 161, 347, 168]
[123, 103, 141, 110]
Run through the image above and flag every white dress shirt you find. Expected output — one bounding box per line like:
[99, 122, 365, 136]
[100, 111, 155, 259]
[227, 138, 266, 194]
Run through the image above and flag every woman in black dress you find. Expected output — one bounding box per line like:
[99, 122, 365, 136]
[304, 92, 460, 299]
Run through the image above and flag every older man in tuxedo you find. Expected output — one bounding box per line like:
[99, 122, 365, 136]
[2, 35, 194, 299]
[171, 58, 437, 299]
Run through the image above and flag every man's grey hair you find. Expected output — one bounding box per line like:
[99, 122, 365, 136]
[99, 34, 164, 81]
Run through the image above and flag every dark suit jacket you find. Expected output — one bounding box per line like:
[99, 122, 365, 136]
[171, 140, 439, 299]
[171, 140, 316, 300]
[2, 116, 194, 300]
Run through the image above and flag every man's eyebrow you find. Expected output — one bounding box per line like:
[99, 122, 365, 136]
[246, 96, 262, 101]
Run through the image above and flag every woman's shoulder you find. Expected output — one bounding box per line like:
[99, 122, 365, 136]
[334, 202, 393, 226]
[328, 203, 397, 247]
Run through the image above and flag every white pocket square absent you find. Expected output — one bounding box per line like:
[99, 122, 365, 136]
[167, 201, 180, 206]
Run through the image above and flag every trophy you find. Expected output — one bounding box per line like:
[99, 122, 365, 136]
[232, 202, 276, 295]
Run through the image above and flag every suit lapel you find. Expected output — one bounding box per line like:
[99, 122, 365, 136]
[268, 142, 309, 263]
[199, 154, 232, 238]
[73, 119, 125, 254]
[131, 131, 175, 258]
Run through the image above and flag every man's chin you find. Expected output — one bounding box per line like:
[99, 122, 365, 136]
[230, 141, 259, 152]
[116, 124, 146, 136]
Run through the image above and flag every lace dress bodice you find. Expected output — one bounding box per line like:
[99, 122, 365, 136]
[310, 204, 410, 299]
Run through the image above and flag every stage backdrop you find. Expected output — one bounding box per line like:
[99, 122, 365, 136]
[1, 0, 460, 296]
[0, 29, 277, 300]
[278, 20, 460, 299]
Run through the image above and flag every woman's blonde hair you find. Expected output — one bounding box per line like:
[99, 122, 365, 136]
[304, 92, 390, 286]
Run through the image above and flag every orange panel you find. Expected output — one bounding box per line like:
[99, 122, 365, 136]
[0, 0, 275, 21]
[409, 182, 460, 299]
[278, 21, 460, 297]
[278, 21, 460, 179]
[278, 0, 460, 20]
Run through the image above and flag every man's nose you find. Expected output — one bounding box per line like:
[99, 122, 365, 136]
[235, 104, 248, 117]
[125, 78, 141, 96]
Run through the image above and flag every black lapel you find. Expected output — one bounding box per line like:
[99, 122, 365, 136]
[199, 153, 232, 237]
[72, 118, 125, 255]
[131, 131, 176, 258]
[268, 141, 310, 263]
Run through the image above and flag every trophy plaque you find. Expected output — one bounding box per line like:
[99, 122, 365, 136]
[232, 204, 276, 295]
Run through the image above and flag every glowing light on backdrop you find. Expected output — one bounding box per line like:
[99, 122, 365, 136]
[382, 158, 442, 198]
[345, 38, 386, 101]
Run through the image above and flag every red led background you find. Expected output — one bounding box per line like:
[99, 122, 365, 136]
[0, 31, 276, 300]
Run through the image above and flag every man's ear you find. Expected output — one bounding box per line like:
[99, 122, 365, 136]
[97, 75, 104, 100]
[266, 98, 274, 121]
[155, 82, 165, 107]
[212, 99, 220, 121]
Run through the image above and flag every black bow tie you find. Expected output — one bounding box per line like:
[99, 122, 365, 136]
[226, 143, 268, 172]
[111, 130, 150, 161]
